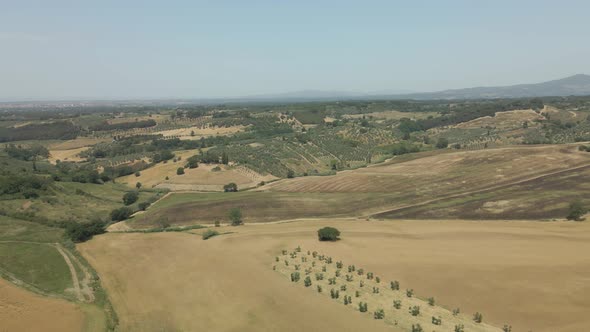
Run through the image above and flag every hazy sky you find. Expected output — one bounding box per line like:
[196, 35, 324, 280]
[1, 0, 589, 101]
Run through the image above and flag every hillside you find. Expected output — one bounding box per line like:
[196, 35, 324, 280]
[397, 74, 590, 100]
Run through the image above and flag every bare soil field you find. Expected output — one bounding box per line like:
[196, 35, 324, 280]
[80, 219, 590, 332]
[0, 278, 85, 332]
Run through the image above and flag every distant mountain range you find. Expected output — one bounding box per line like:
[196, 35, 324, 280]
[2, 74, 590, 106]
[243, 74, 590, 102]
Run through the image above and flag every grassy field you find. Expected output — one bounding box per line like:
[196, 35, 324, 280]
[0, 215, 108, 331]
[1, 181, 158, 224]
[79, 219, 590, 332]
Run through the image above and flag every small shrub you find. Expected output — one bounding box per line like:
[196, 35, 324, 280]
[390, 280, 400, 290]
[357, 268, 364, 275]
[317, 226, 340, 241]
[567, 200, 586, 221]
[290, 272, 300, 282]
[432, 316, 442, 325]
[317, 285, 322, 293]
[428, 297, 435, 306]
[347, 265, 355, 272]
[411, 324, 423, 332]
[315, 273, 324, 281]
[330, 289, 340, 299]
[176, 167, 185, 175]
[335, 269, 341, 277]
[374, 309, 385, 320]
[372, 287, 380, 294]
[223, 182, 238, 192]
[328, 277, 336, 285]
[336, 261, 343, 269]
[110, 207, 133, 221]
[122, 191, 139, 205]
[202, 229, 219, 240]
[473, 312, 483, 323]
[355, 290, 360, 298]
[452, 308, 460, 316]
[393, 300, 401, 309]
[138, 201, 150, 211]
[340, 285, 347, 291]
[214, 220, 220, 227]
[375, 276, 380, 283]
[502, 325, 512, 332]
[344, 295, 352, 305]
[345, 274, 353, 282]
[134, 171, 141, 177]
[409, 305, 420, 316]
[366, 272, 374, 280]
[358, 302, 368, 312]
[304, 276, 312, 287]
[406, 289, 414, 298]
[454, 324, 465, 332]
[228, 207, 243, 226]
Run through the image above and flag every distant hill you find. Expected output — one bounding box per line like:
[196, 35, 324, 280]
[242, 74, 590, 102]
[396, 74, 590, 100]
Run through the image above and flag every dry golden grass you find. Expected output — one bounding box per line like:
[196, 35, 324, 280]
[119, 149, 275, 191]
[80, 219, 590, 332]
[154, 125, 246, 140]
[261, 145, 590, 198]
[455, 109, 544, 130]
[48, 137, 110, 150]
[344, 110, 439, 120]
[48, 147, 88, 164]
[0, 278, 85, 332]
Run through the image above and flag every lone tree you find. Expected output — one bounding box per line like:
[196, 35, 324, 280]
[176, 167, 185, 175]
[317, 227, 340, 241]
[122, 191, 139, 205]
[229, 207, 243, 226]
[567, 200, 586, 221]
[223, 182, 238, 192]
[435, 137, 449, 149]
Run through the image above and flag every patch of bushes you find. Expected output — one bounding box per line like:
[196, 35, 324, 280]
[65, 219, 106, 242]
[122, 191, 139, 205]
[202, 229, 219, 240]
[110, 207, 133, 221]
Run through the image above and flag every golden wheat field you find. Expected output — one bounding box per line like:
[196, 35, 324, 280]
[79, 219, 590, 332]
[0, 278, 85, 332]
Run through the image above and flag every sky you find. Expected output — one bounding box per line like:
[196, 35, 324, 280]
[1, 0, 589, 101]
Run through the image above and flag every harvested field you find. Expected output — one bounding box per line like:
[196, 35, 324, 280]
[455, 109, 545, 130]
[48, 146, 88, 164]
[261, 145, 590, 195]
[131, 144, 590, 226]
[119, 149, 275, 191]
[344, 110, 439, 120]
[0, 278, 85, 332]
[154, 125, 246, 140]
[80, 219, 590, 332]
[48, 137, 110, 150]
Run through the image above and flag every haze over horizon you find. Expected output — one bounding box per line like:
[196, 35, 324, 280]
[1, 1, 589, 101]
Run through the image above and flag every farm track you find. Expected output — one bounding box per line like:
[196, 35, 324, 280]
[54, 244, 83, 302]
[370, 162, 590, 218]
[0, 241, 90, 302]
